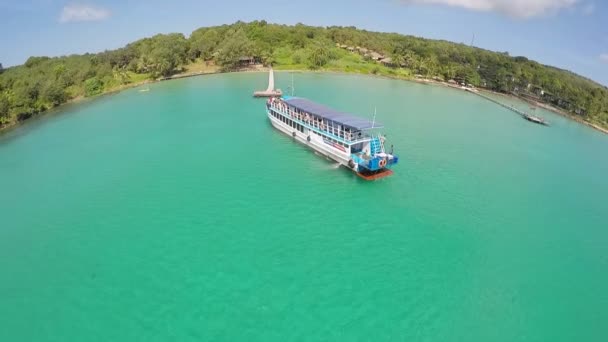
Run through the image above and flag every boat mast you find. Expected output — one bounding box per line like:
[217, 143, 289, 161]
[371, 107, 377, 129]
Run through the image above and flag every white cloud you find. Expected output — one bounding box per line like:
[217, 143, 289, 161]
[600, 54, 608, 63]
[399, 0, 579, 19]
[59, 4, 110, 23]
[582, 2, 595, 15]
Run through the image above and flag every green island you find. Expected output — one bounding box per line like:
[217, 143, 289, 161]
[1, 20, 607, 132]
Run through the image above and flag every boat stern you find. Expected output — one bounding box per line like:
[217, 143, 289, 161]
[351, 152, 399, 180]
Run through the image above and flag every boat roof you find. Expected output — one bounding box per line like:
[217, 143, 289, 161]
[283, 97, 383, 130]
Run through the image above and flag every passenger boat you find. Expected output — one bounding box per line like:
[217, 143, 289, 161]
[266, 97, 399, 180]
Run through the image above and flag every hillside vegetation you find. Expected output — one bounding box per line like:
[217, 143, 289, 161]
[1, 21, 606, 129]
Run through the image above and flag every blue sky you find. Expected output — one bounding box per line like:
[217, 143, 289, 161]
[1, 0, 607, 85]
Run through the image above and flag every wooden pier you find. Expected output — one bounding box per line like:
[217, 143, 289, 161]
[468, 89, 548, 126]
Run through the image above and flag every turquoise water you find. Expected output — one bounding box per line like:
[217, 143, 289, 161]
[1, 73, 607, 341]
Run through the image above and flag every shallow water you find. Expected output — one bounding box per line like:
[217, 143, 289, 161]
[1, 72, 607, 341]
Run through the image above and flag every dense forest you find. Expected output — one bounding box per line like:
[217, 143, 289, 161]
[1, 21, 607, 129]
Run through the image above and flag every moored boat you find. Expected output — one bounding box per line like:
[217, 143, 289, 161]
[266, 97, 399, 180]
[523, 113, 549, 126]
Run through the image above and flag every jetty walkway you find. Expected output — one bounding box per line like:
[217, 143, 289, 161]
[467, 89, 549, 126]
[469, 90, 527, 117]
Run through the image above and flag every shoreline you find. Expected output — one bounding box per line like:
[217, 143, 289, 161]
[0, 79, 156, 135]
[2, 66, 607, 136]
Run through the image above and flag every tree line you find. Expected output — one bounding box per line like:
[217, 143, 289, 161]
[1, 21, 606, 128]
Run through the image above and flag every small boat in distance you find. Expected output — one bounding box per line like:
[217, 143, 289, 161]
[523, 112, 549, 126]
[254, 68, 283, 97]
[266, 97, 399, 180]
[139, 88, 150, 92]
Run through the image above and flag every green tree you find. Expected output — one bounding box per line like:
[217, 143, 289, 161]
[392, 54, 405, 68]
[0, 94, 9, 118]
[84, 77, 103, 97]
[415, 58, 426, 75]
[215, 30, 253, 69]
[12, 82, 39, 115]
[189, 29, 221, 60]
[129, 33, 188, 77]
[441, 63, 457, 80]
[53, 64, 67, 79]
[423, 56, 439, 77]
[307, 43, 330, 68]
[24, 56, 50, 68]
[43, 83, 67, 106]
[292, 49, 306, 64]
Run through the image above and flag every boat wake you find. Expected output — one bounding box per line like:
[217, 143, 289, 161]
[312, 152, 342, 170]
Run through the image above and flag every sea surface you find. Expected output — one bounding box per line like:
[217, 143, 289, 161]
[1, 72, 607, 341]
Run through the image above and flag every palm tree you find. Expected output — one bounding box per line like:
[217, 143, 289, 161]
[402, 51, 416, 69]
[424, 56, 439, 78]
[309, 44, 329, 68]
[415, 58, 426, 76]
[443, 63, 456, 80]
[392, 54, 406, 69]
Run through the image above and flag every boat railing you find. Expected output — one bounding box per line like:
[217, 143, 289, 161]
[269, 104, 372, 144]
